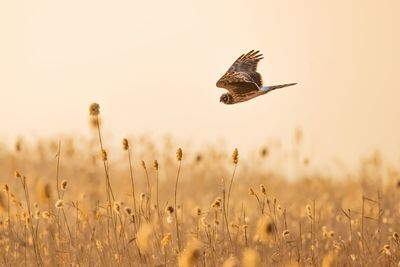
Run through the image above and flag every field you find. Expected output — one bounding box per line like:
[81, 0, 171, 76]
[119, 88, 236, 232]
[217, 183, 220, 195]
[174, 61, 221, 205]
[0, 103, 399, 267]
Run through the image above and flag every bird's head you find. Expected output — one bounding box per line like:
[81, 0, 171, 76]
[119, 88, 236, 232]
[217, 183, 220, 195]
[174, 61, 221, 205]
[220, 93, 234, 104]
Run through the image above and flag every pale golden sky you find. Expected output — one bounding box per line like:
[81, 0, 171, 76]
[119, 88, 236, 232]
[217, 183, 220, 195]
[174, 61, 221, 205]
[1, 1, 399, 166]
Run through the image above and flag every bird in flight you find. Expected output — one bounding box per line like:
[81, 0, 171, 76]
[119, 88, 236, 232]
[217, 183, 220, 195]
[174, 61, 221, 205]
[216, 50, 297, 104]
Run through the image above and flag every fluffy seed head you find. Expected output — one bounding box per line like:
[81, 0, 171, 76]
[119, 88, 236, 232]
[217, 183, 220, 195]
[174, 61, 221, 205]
[61, 180, 68, 191]
[259, 184, 266, 195]
[122, 138, 129, 150]
[176, 148, 183, 161]
[160, 233, 172, 247]
[124, 207, 132, 215]
[153, 160, 159, 170]
[55, 200, 64, 209]
[165, 205, 174, 214]
[232, 148, 239, 164]
[89, 103, 100, 116]
[178, 239, 202, 267]
[14, 171, 21, 179]
[113, 202, 121, 213]
[101, 149, 107, 161]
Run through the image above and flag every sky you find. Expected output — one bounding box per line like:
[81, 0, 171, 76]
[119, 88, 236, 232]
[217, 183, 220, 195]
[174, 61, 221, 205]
[1, 0, 399, 167]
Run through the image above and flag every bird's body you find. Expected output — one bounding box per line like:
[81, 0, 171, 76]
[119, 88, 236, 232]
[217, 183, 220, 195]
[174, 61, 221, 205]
[216, 50, 296, 104]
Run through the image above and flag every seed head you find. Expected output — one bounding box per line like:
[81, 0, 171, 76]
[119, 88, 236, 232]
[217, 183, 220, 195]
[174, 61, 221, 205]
[55, 200, 64, 209]
[282, 230, 290, 237]
[160, 233, 172, 247]
[61, 180, 68, 191]
[248, 188, 255, 196]
[393, 232, 399, 242]
[176, 148, 183, 161]
[89, 103, 100, 116]
[113, 202, 121, 213]
[14, 171, 21, 179]
[259, 184, 266, 195]
[122, 207, 131, 216]
[101, 149, 107, 161]
[42, 211, 51, 219]
[3, 184, 9, 193]
[232, 148, 239, 164]
[122, 138, 129, 150]
[141, 160, 146, 169]
[165, 205, 174, 214]
[153, 160, 159, 170]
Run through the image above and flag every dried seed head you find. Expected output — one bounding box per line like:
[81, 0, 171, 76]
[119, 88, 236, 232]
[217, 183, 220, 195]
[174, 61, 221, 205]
[55, 200, 64, 209]
[153, 160, 159, 170]
[393, 232, 399, 242]
[259, 184, 266, 195]
[232, 148, 239, 164]
[101, 149, 107, 161]
[176, 148, 183, 161]
[124, 207, 132, 215]
[140, 192, 146, 201]
[113, 202, 121, 213]
[42, 211, 51, 219]
[211, 197, 222, 209]
[141, 160, 146, 169]
[282, 230, 290, 237]
[61, 180, 68, 191]
[383, 244, 391, 255]
[122, 138, 129, 150]
[160, 233, 172, 247]
[3, 184, 9, 193]
[14, 171, 21, 179]
[89, 103, 100, 116]
[194, 206, 202, 217]
[165, 205, 174, 214]
[248, 188, 255, 196]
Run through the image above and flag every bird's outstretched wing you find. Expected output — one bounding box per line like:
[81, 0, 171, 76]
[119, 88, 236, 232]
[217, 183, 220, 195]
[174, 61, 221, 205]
[216, 50, 264, 94]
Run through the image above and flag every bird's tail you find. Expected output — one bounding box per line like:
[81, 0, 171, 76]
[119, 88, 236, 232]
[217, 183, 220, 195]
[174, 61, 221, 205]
[261, 83, 297, 92]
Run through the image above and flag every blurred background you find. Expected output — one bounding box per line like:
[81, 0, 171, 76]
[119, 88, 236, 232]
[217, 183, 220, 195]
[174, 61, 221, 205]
[1, 0, 399, 168]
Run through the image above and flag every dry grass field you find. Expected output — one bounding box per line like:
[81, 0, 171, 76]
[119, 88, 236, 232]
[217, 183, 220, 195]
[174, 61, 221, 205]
[0, 103, 399, 267]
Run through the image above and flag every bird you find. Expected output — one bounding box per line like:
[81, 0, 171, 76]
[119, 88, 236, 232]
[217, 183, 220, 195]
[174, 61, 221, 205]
[216, 50, 297, 104]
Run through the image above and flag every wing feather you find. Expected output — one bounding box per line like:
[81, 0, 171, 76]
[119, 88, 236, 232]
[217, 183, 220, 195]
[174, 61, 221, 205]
[216, 50, 264, 94]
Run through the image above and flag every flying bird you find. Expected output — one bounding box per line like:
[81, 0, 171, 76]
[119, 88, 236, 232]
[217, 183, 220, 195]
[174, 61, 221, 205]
[217, 50, 297, 104]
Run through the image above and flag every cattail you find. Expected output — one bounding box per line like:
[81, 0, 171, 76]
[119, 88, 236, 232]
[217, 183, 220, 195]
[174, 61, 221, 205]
[259, 184, 266, 195]
[255, 215, 275, 243]
[55, 199, 64, 209]
[160, 233, 172, 247]
[153, 160, 159, 170]
[232, 148, 239, 164]
[242, 248, 261, 267]
[137, 223, 153, 254]
[124, 207, 132, 216]
[178, 239, 202, 267]
[101, 149, 107, 161]
[89, 103, 100, 116]
[122, 138, 129, 150]
[61, 180, 68, 191]
[222, 255, 239, 267]
[176, 148, 183, 161]
[141, 160, 146, 169]
[165, 205, 174, 215]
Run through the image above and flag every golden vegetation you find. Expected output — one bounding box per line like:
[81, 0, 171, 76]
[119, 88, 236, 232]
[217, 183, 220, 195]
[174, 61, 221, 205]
[0, 103, 399, 266]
